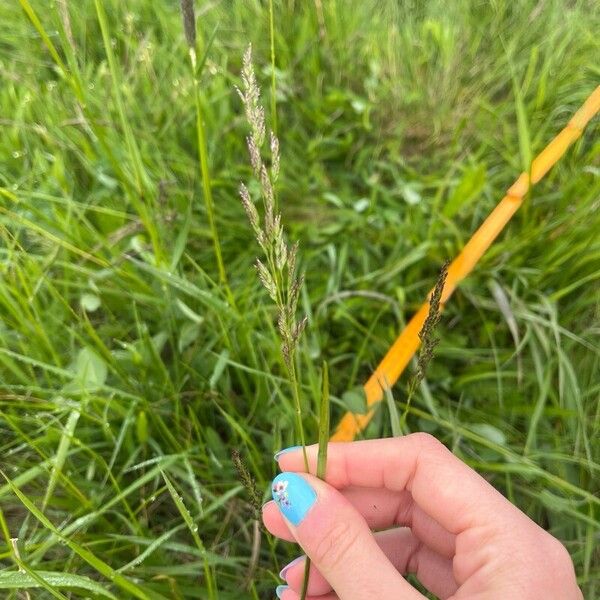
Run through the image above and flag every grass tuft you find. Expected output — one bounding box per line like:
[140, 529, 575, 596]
[1, 1, 599, 597]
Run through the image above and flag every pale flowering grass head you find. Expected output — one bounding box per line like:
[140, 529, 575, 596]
[237, 44, 306, 369]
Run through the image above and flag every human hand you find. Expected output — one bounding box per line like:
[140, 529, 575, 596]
[262, 434, 581, 599]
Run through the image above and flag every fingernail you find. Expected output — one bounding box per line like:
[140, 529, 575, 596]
[279, 555, 305, 580]
[271, 472, 316, 526]
[274, 446, 301, 461]
[275, 585, 289, 598]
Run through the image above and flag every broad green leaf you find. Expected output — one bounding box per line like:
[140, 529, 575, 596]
[71, 347, 107, 390]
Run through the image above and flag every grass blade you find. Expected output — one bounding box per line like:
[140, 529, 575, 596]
[161, 471, 217, 600]
[1, 472, 158, 600]
[317, 361, 330, 479]
[0, 571, 117, 599]
[384, 381, 402, 437]
[42, 408, 80, 510]
[180, 1, 232, 302]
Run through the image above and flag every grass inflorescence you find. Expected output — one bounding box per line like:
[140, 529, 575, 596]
[409, 260, 449, 398]
[238, 45, 310, 470]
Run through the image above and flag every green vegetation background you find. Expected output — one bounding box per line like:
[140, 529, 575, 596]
[0, 0, 599, 598]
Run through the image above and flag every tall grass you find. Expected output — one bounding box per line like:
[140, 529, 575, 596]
[237, 45, 310, 470]
[1, 0, 599, 598]
[180, 0, 233, 303]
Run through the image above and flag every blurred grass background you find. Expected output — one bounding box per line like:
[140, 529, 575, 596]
[0, 0, 599, 598]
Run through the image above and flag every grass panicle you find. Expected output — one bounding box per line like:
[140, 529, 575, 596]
[409, 260, 449, 398]
[180, 0, 196, 49]
[400, 261, 449, 430]
[231, 449, 263, 523]
[238, 45, 309, 469]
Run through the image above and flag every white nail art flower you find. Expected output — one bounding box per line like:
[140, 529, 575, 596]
[273, 480, 291, 507]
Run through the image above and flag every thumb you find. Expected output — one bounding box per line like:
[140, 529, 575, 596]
[271, 472, 424, 600]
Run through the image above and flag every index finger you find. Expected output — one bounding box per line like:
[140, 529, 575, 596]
[276, 433, 517, 535]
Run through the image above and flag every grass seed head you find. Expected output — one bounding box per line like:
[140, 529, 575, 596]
[237, 45, 304, 337]
[270, 131, 280, 181]
[231, 449, 262, 522]
[255, 259, 277, 302]
[410, 260, 449, 395]
[237, 44, 308, 452]
[238, 44, 266, 149]
[179, 0, 196, 49]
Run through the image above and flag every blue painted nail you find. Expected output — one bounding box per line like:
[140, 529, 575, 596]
[271, 472, 316, 526]
[279, 555, 305, 580]
[274, 446, 301, 461]
[275, 585, 289, 598]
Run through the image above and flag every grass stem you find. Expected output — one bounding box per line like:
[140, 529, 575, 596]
[189, 49, 234, 305]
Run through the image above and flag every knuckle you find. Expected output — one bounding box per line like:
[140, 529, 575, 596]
[544, 535, 573, 571]
[311, 519, 360, 572]
[531, 534, 580, 597]
[411, 431, 444, 454]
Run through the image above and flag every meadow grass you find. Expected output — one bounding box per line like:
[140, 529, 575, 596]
[0, 0, 599, 598]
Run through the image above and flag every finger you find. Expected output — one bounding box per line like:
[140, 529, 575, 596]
[277, 586, 337, 600]
[278, 528, 457, 599]
[343, 487, 456, 558]
[264, 486, 455, 558]
[270, 472, 425, 600]
[276, 434, 515, 534]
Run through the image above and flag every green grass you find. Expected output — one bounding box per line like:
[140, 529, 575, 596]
[0, 0, 599, 598]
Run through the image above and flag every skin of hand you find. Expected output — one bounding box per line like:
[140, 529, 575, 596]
[262, 434, 582, 600]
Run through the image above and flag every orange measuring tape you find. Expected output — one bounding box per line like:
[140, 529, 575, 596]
[332, 85, 600, 442]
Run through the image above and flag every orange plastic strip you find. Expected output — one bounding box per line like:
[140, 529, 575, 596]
[332, 85, 600, 442]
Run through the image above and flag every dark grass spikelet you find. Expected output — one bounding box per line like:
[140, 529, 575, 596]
[231, 449, 262, 522]
[180, 0, 196, 49]
[409, 260, 449, 396]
